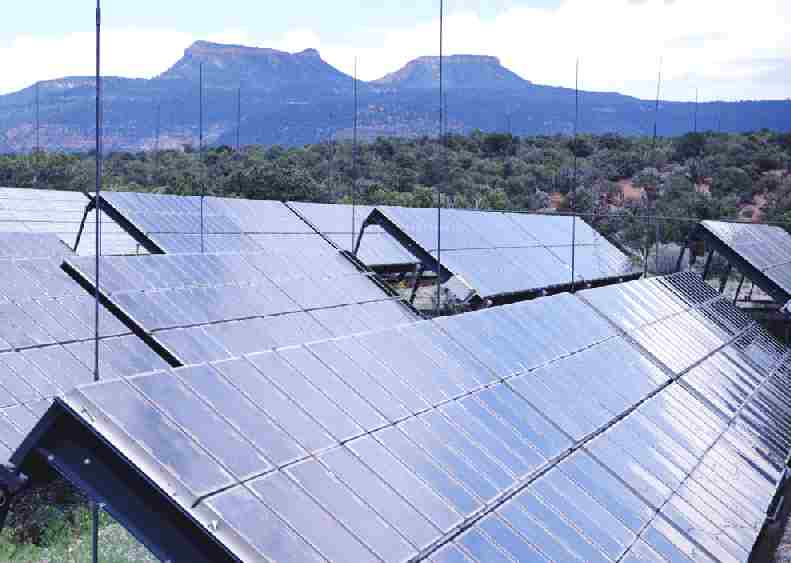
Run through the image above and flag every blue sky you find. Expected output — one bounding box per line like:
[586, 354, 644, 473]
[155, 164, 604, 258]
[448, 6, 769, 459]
[0, 1, 557, 42]
[1, 0, 789, 101]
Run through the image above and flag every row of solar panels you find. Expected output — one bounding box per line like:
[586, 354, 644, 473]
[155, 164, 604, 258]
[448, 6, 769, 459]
[7, 187, 791, 308]
[0, 238, 420, 462]
[13, 272, 790, 562]
[1, 186, 640, 301]
[98, 191, 639, 299]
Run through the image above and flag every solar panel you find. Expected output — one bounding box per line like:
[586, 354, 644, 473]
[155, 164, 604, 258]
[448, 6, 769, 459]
[65, 247, 418, 366]
[0, 187, 145, 256]
[0, 253, 169, 461]
[9, 272, 791, 562]
[365, 206, 638, 300]
[99, 192, 332, 256]
[289, 202, 419, 268]
[698, 220, 791, 303]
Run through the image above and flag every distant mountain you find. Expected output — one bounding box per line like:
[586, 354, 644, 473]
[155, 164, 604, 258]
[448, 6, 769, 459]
[0, 41, 789, 152]
[155, 41, 353, 93]
[372, 55, 530, 90]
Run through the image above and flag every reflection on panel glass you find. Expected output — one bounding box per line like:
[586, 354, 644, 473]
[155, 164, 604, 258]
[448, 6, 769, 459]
[17, 270, 791, 563]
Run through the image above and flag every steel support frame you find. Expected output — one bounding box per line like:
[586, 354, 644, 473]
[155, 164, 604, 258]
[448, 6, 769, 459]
[10, 402, 239, 563]
[353, 209, 454, 285]
[692, 225, 790, 305]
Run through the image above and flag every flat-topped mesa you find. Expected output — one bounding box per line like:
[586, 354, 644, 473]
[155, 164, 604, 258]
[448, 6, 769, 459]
[156, 41, 350, 90]
[373, 54, 531, 90]
[184, 41, 320, 60]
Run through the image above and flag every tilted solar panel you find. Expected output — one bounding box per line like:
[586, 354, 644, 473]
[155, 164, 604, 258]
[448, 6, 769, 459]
[364, 206, 638, 300]
[698, 220, 791, 303]
[0, 187, 144, 256]
[0, 254, 168, 461]
[99, 192, 331, 256]
[289, 202, 419, 268]
[11, 271, 788, 562]
[65, 247, 419, 367]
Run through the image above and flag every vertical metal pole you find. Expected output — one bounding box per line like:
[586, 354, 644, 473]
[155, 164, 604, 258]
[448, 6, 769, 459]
[327, 112, 334, 198]
[643, 211, 650, 277]
[154, 102, 161, 185]
[652, 58, 662, 151]
[570, 58, 579, 289]
[693, 88, 699, 133]
[35, 82, 40, 153]
[199, 63, 205, 253]
[92, 1, 102, 561]
[236, 86, 241, 152]
[352, 59, 358, 251]
[436, 0, 444, 314]
[34, 82, 40, 186]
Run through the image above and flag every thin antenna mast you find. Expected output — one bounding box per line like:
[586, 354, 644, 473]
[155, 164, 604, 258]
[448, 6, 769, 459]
[92, 1, 103, 561]
[570, 58, 579, 289]
[693, 88, 699, 133]
[236, 86, 241, 152]
[646, 57, 663, 277]
[199, 62, 205, 253]
[328, 112, 334, 199]
[436, 0, 444, 314]
[35, 82, 40, 186]
[154, 102, 161, 185]
[35, 82, 40, 153]
[352, 58, 358, 251]
[652, 58, 662, 150]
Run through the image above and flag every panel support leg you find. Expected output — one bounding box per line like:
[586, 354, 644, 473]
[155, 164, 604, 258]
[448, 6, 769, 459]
[74, 199, 96, 253]
[733, 274, 745, 304]
[718, 264, 732, 294]
[409, 264, 424, 306]
[702, 251, 715, 281]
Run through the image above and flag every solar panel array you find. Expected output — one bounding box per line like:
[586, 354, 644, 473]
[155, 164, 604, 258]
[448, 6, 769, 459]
[0, 249, 168, 461]
[100, 192, 332, 255]
[35, 272, 790, 562]
[373, 206, 636, 298]
[66, 248, 418, 366]
[289, 202, 419, 268]
[0, 187, 144, 256]
[701, 220, 791, 301]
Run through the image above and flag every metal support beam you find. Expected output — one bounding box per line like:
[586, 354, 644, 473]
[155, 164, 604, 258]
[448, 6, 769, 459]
[702, 251, 715, 281]
[410, 263, 425, 306]
[718, 264, 732, 294]
[73, 199, 96, 253]
[354, 209, 454, 285]
[733, 274, 745, 304]
[11, 403, 242, 563]
[675, 241, 688, 273]
[694, 223, 789, 304]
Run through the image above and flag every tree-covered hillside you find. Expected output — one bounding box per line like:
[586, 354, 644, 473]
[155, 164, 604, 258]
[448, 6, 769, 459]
[2, 130, 790, 251]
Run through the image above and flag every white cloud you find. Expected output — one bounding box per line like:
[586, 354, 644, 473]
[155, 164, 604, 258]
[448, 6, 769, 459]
[1, 0, 789, 101]
[0, 28, 194, 93]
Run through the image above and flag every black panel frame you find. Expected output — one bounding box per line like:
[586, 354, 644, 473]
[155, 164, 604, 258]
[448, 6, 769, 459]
[11, 400, 243, 563]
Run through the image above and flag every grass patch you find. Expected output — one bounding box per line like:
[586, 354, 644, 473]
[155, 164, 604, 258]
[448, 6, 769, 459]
[0, 480, 155, 562]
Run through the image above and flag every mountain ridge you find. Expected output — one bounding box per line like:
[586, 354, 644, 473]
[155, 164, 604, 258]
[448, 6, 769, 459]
[0, 40, 789, 152]
[372, 54, 532, 90]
